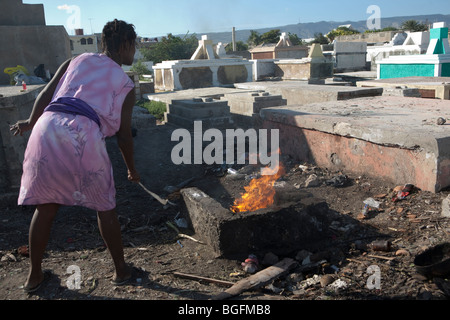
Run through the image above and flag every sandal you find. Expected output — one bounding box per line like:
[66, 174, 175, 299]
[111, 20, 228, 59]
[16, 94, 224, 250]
[23, 270, 52, 294]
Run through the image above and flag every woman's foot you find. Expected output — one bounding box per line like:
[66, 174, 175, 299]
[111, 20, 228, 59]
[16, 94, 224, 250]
[112, 264, 133, 285]
[23, 270, 51, 293]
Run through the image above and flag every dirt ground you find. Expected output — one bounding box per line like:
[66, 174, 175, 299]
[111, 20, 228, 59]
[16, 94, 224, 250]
[1, 122, 450, 303]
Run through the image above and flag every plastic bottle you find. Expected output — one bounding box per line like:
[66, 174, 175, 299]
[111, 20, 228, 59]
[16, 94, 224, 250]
[22, 81, 27, 91]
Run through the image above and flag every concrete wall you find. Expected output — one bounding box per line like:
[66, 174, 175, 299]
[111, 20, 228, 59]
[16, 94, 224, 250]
[334, 42, 367, 72]
[336, 31, 398, 43]
[0, 25, 72, 85]
[0, 0, 45, 26]
[0, 85, 45, 192]
[379, 63, 435, 79]
[251, 59, 279, 81]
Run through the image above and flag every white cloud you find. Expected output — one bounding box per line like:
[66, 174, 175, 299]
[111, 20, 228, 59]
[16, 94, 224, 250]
[57, 4, 71, 11]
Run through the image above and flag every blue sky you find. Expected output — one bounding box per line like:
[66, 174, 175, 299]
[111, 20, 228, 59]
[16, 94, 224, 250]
[24, 0, 450, 37]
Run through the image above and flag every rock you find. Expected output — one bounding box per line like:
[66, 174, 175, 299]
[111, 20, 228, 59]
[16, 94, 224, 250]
[437, 117, 446, 125]
[320, 274, 336, 287]
[395, 249, 410, 256]
[442, 195, 450, 218]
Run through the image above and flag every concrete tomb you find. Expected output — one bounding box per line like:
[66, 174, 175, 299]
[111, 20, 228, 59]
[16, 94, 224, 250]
[153, 35, 253, 91]
[378, 22, 450, 79]
[274, 44, 334, 83]
[220, 91, 287, 128]
[164, 97, 233, 129]
[260, 95, 450, 193]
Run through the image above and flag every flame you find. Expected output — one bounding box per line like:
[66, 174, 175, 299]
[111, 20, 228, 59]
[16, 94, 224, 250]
[231, 162, 285, 213]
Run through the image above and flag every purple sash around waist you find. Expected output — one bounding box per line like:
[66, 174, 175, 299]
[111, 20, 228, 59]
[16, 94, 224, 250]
[45, 97, 101, 128]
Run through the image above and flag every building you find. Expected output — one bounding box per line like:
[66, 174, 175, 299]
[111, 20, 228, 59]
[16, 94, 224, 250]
[69, 29, 100, 56]
[0, 0, 71, 85]
[249, 33, 308, 60]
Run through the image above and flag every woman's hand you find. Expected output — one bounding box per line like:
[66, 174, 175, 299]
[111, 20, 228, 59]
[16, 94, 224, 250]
[127, 169, 141, 183]
[10, 120, 33, 136]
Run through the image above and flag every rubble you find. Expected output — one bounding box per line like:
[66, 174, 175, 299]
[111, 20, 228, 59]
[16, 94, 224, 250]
[1, 126, 450, 301]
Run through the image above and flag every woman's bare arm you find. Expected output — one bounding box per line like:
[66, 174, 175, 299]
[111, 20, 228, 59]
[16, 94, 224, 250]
[10, 58, 72, 136]
[116, 89, 140, 183]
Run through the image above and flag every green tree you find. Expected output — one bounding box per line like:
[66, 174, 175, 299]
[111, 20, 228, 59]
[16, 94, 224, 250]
[401, 20, 428, 32]
[130, 60, 152, 79]
[225, 41, 248, 53]
[247, 29, 282, 47]
[260, 29, 281, 44]
[326, 27, 360, 42]
[248, 30, 262, 47]
[141, 32, 198, 64]
[311, 33, 329, 45]
[288, 32, 305, 46]
[364, 26, 399, 33]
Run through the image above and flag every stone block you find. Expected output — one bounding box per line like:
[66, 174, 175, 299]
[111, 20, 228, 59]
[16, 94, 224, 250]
[181, 187, 336, 259]
[165, 98, 233, 129]
[442, 195, 450, 218]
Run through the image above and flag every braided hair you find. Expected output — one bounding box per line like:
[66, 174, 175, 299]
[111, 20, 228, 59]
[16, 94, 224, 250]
[101, 19, 137, 56]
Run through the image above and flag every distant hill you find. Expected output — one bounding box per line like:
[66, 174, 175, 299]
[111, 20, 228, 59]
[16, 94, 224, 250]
[180, 14, 450, 44]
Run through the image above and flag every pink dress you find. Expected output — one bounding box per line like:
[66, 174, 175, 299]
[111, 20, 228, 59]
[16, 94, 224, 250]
[18, 53, 135, 211]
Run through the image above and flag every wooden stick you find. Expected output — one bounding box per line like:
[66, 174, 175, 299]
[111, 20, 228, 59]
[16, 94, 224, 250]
[173, 272, 235, 287]
[367, 254, 395, 261]
[212, 258, 298, 300]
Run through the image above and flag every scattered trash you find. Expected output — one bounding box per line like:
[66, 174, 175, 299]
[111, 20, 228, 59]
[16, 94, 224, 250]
[241, 254, 259, 274]
[370, 240, 392, 252]
[364, 197, 381, 209]
[177, 240, 183, 248]
[305, 174, 321, 188]
[325, 174, 348, 187]
[227, 168, 238, 175]
[18, 245, 29, 257]
[360, 204, 370, 219]
[298, 165, 308, 171]
[174, 218, 188, 229]
[328, 279, 348, 290]
[273, 181, 286, 188]
[1, 253, 16, 262]
[392, 184, 414, 202]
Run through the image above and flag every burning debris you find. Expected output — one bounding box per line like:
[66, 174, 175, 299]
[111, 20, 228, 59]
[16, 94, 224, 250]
[231, 163, 286, 214]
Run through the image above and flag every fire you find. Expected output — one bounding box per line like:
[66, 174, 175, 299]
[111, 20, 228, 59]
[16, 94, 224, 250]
[231, 162, 285, 213]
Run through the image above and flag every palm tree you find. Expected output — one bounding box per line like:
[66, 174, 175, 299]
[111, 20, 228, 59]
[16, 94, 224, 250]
[401, 20, 428, 32]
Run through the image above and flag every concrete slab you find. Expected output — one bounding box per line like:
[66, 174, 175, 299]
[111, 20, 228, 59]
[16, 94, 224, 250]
[143, 87, 260, 104]
[357, 76, 450, 99]
[260, 96, 450, 193]
[234, 81, 383, 105]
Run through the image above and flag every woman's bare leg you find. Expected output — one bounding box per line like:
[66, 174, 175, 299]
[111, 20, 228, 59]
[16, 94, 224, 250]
[97, 209, 131, 283]
[24, 204, 60, 290]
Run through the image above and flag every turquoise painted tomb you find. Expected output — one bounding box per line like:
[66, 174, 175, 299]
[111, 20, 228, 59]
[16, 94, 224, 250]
[378, 22, 450, 79]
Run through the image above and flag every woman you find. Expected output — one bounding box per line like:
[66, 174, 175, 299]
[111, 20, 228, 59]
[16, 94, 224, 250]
[10, 19, 141, 293]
